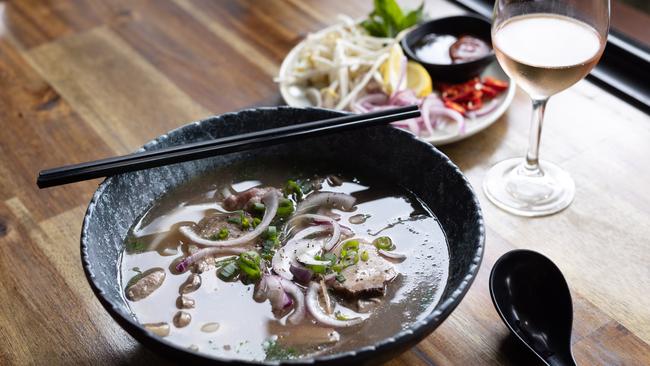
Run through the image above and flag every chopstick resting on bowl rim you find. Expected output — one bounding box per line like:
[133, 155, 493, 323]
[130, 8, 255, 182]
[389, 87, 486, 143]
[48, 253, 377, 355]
[36, 106, 421, 189]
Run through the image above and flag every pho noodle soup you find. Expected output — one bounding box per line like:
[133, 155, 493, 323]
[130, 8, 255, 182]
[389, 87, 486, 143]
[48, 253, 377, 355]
[120, 165, 449, 361]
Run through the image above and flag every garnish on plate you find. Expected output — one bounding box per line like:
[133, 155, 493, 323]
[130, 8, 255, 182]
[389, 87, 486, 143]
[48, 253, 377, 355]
[361, 0, 424, 38]
[276, 1, 511, 141]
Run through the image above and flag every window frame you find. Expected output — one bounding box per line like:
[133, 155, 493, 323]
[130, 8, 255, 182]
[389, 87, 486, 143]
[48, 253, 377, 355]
[451, 0, 650, 114]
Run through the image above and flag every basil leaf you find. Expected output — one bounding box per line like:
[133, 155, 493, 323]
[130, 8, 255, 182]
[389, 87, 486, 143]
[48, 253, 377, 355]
[400, 3, 424, 30]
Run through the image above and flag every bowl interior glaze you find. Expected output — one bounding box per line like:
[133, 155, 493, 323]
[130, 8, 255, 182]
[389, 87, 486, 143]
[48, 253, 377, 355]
[81, 107, 483, 365]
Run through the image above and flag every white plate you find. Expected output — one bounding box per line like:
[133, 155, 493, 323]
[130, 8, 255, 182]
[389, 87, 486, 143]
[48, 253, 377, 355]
[278, 33, 516, 146]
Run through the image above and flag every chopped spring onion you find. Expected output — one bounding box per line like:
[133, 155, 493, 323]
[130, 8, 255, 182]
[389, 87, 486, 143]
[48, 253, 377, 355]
[252, 217, 261, 228]
[252, 202, 266, 215]
[277, 198, 295, 217]
[241, 217, 250, 230]
[333, 250, 359, 272]
[284, 180, 304, 200]
[238, 251, 262, 280]
[361, 250, 369, 262]
[307, 252, 338, 274]
[341, 240, 359, 252]
[210, 228, 229, 241]
[307, 264, 327, 274]
[265, 226, 278, 240]
[335, 311, 349, 321]
[217, 261, 239, 281]
[237, 251, 262, 281]
[321, 252, 338, 265]
[373, 236, 395, 251]
[239, 251, 261, 268]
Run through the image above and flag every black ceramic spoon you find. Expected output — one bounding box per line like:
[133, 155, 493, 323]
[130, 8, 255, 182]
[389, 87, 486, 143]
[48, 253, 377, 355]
[490, 249, 577, 366]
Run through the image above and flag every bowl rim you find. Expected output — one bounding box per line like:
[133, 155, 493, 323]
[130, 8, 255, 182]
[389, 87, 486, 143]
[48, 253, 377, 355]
[80, 106, 484, 365]
[401, 14, 495, 67]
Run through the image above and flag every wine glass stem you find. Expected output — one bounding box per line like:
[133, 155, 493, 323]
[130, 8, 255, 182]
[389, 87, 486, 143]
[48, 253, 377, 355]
[524, 98, 549, 174]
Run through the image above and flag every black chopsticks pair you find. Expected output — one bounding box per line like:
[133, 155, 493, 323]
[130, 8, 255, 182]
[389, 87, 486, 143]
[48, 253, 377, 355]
[37, 105, 420, 189]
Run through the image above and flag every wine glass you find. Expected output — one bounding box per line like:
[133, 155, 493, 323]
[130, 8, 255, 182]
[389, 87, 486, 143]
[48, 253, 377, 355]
[483, 0, 610, 217]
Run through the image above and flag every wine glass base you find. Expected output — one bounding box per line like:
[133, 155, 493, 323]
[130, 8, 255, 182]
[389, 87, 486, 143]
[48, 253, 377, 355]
[483, 158, 575, 217]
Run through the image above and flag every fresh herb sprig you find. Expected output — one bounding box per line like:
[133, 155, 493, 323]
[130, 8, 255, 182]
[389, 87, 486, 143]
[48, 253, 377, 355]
[361, 0, 424, 38]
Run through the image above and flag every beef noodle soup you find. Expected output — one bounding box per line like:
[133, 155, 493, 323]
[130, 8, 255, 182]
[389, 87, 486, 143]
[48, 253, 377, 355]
[120, 165, 449, 361]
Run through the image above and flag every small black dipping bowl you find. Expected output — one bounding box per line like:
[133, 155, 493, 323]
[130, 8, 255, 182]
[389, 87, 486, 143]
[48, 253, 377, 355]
[81, 107, 484, 365]
[401, 15, 496, 83]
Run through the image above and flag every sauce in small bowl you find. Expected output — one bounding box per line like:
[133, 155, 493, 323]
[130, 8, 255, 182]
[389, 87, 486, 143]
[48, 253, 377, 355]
[401, 15, 495, 83]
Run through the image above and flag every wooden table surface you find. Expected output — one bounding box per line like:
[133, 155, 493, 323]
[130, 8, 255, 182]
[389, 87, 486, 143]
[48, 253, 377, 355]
[0, 0, 648, 365]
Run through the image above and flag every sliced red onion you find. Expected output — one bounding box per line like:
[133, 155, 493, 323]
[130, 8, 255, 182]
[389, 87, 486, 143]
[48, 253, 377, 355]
[273, 224, 336, 280]
[352, 103, 368, 114]
[175, 246, 248, 273]
[468, 99, 499, 118]
[272, 238, 304, 280]
[291, 225, 330, 241]
[290, 263, 314, 284]
[306, 282, 364, 327]
[289, 214, 341, 250]
[295, 192, 356, 215]
[297, 243, 331, 266]
[420, 95, 436, 138]
[353, 93, 388, 113]
[389, 89, 419, 106]
[179, 190, 279, 247]
[427, 106, 465, 134]
[278, 277, 306, 324]
[254, 275, 293, 311]
[378, 249, 407, 262]
[339, 224, 354, 237]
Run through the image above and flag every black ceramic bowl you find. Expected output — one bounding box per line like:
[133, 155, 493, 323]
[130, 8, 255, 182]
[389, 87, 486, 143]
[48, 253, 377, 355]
[81, 107, 484, 365]
[401, 15, 496, 83]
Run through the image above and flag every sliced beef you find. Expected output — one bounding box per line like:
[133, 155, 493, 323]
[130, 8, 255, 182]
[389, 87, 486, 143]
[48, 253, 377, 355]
[195, 213, 248, 240]
[222, 187, 278, 211]
[332, 244, 397, 298]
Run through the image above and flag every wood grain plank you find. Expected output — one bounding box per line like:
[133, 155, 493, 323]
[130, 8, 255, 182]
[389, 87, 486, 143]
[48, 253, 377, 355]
[4, 199, 174, 365]
[0, 199, 126, 364]
[107, 0, 277, 113]
[574, 321, 650, 366]
[180, 0, 308, 65]
[0, 39, 113, 221]
[440, 81, 650, 345]
[25, 26, 210, 154]
[1, 0, 129, 49]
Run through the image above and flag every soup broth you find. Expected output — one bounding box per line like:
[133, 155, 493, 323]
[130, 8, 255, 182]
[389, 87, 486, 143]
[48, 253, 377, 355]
[120, 164, 449, 361]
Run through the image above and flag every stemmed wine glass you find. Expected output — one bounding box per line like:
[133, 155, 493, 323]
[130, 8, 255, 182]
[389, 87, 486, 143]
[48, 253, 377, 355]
[484, 0, 610, 217]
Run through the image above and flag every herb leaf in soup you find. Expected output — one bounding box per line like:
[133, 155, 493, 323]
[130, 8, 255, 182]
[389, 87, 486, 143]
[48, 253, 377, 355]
[264, 339, 297, 361]
[126, 240, 146, 254]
